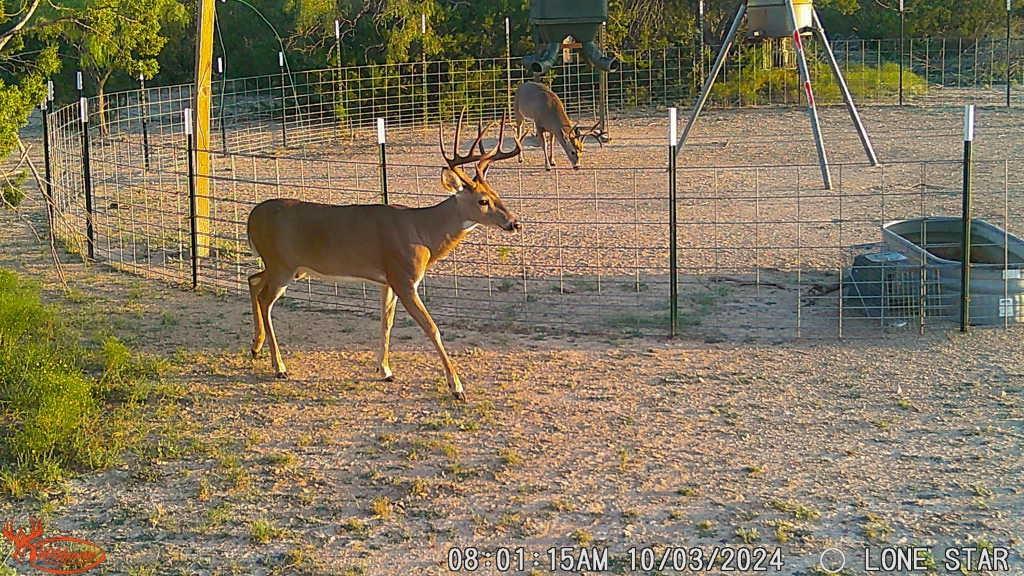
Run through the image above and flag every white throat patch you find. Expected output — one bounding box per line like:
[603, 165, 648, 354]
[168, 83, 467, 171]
[461, 221, 479, 231]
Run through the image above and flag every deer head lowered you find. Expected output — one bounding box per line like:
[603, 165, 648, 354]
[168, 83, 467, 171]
[513, 81, 605, 171]
[246, 109, 521, 400]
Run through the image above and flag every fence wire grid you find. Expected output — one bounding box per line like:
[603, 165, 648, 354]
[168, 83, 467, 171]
[43, 38, 1024, 339]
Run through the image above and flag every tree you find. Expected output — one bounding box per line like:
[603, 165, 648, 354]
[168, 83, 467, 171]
[0, 0, 58, 205]
[60, 0, 187, 134]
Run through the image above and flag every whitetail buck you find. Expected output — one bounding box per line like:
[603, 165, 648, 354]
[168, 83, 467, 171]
[513, 81, 604, 171]
[246, 111, 522, 400]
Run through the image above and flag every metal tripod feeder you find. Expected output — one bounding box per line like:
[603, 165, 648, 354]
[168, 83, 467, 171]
[523, 0, 619, 74]
[747, 0, 815, 39]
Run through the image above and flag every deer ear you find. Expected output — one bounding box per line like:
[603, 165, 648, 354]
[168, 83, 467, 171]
[440, 168, 464, 193]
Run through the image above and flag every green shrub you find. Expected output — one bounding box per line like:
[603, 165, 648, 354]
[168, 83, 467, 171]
[712, 58, 926, 106]
[0, 270, 161, 497]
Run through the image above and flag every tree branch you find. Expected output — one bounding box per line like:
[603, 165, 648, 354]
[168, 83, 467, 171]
[16, 137, 68, 291]
[0, 0, 43, 53]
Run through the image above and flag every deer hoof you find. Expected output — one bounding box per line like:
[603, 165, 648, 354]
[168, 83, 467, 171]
[250, 348, 258, 358]
[275, 371, 288, 380]
[452, 390, 467, 402]
[382, 374, 395, 382]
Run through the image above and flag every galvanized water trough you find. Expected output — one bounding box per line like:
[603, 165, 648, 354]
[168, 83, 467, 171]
[881, 217, 1024, 325]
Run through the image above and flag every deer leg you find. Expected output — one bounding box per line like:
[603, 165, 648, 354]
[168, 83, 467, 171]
[545, 131, 557, 169]
[377, 284, 398, 381]
[258, 274, 291, 378]
[538, 128, 552, 171]
[394, 284, 464, 400]
[248, 271, 266, 356]
[514, 118, 525, 163]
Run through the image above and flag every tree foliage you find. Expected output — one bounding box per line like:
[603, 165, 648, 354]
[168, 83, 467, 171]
[56, 0, 186, 130]
[63, 0, 188, 83]
[0, 0, 58, 198]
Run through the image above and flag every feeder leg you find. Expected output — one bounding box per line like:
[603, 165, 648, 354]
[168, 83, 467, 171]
[675, 2, 746, 155]
[784, 0, 832, 190]
[812, 10, 879, 166]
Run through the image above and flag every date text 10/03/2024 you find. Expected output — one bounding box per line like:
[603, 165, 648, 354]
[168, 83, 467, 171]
[446, 546, 785, 572]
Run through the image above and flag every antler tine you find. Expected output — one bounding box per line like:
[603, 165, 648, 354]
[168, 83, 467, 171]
[467, 118, 496, 160]
[440, 107, 494, 172]
[580, 118, 606, 147]
[476, 111, 521, 177]
[451, 107, 466, 163]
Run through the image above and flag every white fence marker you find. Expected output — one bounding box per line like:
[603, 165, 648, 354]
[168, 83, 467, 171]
[964, 105, 975, 142]
[669, 107, 678, 145]
[184, 108, 193, 136]
[79, 97, 88, 123]
[377, 117, 386, 144]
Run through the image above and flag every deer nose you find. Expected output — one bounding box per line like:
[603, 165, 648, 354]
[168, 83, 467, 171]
[506, 220, 521, 232]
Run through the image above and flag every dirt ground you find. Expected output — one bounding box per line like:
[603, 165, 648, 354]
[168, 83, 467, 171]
[3, 105, 1023, 575]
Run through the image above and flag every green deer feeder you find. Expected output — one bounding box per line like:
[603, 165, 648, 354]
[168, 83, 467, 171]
[522, 0, 619, 74]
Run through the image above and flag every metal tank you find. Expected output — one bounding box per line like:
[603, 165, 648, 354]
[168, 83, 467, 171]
[746, 0, 815, 39]
[523, 0, 619, 74]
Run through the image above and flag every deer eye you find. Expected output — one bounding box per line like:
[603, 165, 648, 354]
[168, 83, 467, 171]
[478, 199, 489, 206]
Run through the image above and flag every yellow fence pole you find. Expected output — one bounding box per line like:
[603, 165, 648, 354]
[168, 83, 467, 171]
[192, 0, 215, 258]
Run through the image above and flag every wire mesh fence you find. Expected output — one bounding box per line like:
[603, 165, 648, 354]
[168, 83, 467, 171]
[42, 38, 1024, 339]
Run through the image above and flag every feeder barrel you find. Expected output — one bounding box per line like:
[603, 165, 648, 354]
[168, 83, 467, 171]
[581, 40, 619, 72]
[523, 42, 561, 74]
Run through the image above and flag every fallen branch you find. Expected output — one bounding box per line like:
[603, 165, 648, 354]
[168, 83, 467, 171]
[1, 150, 41, 242]
[707, 275, 788, 290]
[17, 136, 68, 292]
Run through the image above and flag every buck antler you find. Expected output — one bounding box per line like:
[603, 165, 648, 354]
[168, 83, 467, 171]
[574, 119, 606, 147]
[439, 108, 491, 181]
[439, 109, 520, 182]
[475, 112, 521, 177]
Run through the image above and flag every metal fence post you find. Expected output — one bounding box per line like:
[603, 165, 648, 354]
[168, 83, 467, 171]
[40, 85, 54, 227]
[697, 0, 706, 85]
[960, 105, 975, 332]
[599, 22, 610, 140]
[79, 97, 95, 260]
[217, 58, 228, 153]
[334, 19, 342, 135]
[505, 17, 513, 120]
[422, 13, 429, 125]
[378, 118, 388, 205]
[278, 51, 288, 148]
[185, 108, 199, 289]
[1008, 0, 1013, 108]
[668, 107, 678, 338]
[138, 74, 151, 169]
[899, 0, 905, 106]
